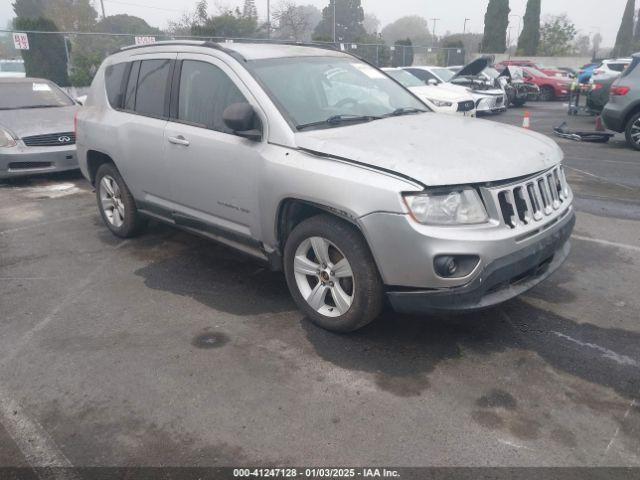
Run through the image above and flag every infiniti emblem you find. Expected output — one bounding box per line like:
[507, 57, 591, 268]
[58, 136, 71, 143]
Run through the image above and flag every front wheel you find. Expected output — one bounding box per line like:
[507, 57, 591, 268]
[540, 86, 555, 102]
[625, 112, 640, 151]
[284, 215, 383, 333]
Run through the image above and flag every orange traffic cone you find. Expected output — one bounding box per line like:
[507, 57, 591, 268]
[595, 115, 605, 132]
[522, 111, 531, 129]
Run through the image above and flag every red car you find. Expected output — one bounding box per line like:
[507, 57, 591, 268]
[495, 60, 569, 79]
[521, 67, 572, 101]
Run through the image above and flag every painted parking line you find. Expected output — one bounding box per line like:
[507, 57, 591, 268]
[572, 234, 640, 253]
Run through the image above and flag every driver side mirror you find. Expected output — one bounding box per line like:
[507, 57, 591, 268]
[427, 78, 439, 86]
[223, 103, 262, 141]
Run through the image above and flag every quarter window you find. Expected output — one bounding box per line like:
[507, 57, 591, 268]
[177, 60, 248, 133]
[134, 59, 172, 118]
[105, 62, 127, 109]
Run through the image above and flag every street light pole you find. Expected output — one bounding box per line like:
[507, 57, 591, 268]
[463, 18, 470, 35]
[100, 0, 106, 18]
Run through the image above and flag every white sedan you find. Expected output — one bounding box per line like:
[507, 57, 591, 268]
[382, 68, 476, 116]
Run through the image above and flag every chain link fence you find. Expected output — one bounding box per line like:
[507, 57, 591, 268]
[0, 29, 466, 87]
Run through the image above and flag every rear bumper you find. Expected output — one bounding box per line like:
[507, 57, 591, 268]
[602, 102, 626, 133]
[0, 145, 78, 179]
[386, 212, 575, 314]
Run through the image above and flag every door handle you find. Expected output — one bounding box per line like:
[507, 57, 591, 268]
[168, 135, 190, 146]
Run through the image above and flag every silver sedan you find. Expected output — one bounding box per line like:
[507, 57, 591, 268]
[0, 77, 79, 179]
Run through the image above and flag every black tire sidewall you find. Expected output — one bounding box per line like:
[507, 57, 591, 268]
[541, 86, 555, 101]
[283, 215, 383, 333]
[95, 163, 144, 238]
[625, 113, 640, 151]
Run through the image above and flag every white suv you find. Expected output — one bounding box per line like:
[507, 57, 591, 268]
[76, 41, 575, 332]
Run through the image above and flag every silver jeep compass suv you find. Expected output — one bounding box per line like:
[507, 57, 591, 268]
[77, 41, 575, 332]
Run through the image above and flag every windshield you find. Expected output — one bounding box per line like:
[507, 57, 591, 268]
[430, 67, 454, 82]
[524, 67, 547, 78]
[384, 69, 424, 88]
[0, 80, 74, 109]
[250, 57, 425, 130]
[0, 62, 25, 73]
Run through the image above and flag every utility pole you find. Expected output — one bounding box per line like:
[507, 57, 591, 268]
[333, 0, 336, 43]
[100, 0, 106, 18]
[266, 0, 270, 38]
[463, 18, 470, 35]
[430, 18, 440, 41]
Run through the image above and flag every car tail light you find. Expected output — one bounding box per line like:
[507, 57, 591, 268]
[610, 85, 630, 96]
[592, 83, 604, 91]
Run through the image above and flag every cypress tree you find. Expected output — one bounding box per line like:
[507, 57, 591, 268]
[13, 17, 69, 86]
[481, 0, 510, 53]
[612, 0, 635, 57]
[517, 0, 541, 56]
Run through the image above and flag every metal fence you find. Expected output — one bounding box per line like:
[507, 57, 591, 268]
[0, 29, 466, 86]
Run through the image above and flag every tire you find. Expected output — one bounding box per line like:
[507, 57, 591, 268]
[95, 163, 146, 238]
[540, 86, 555, 102]
[625, 112, 640, 151]
[512, 98, 527, 108]
[283, 214, 383, 333]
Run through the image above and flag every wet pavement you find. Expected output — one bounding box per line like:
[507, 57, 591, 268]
[1, 102, 639, 469]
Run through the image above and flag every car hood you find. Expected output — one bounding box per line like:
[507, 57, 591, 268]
[0, 105, 78, 138]
[294, 114, 562, 187]
[408, 85, 470, 102]
[451, 56, 493, 80]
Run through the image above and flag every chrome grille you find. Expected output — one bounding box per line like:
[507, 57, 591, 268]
[494, 166, 570, 229]
[22, 132, 75, 147]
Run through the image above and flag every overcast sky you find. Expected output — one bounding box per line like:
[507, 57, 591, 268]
[0, 0, 626, 46]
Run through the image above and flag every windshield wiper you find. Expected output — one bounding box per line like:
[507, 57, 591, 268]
[296, 114, 382, 131]
[383, 107, 428, 117]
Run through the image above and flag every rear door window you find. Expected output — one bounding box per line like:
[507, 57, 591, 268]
[134, 59, 172, 118]
[609, 63, 628, 72]
[123, 61, 140, 111]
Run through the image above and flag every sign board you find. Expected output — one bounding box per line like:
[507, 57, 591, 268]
[351, 44, 357, 49]
[457, 49, 462, 53]
[13, 32, 29, 50]
[134, 36, 156, 45]
[339, 43, 345, 51]
[390, 46, 395, 51]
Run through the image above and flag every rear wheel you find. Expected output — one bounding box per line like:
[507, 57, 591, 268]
[625, 112, 640, 151]
[95, 163, 146, 238]
[540, 86, 555, 102]
[284, 215, 383, 333]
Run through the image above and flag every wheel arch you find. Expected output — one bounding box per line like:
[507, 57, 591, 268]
[86, 150, 117, 185]
[622, 101, 640, 128]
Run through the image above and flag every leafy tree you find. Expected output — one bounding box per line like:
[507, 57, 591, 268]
[612, 0, 635, 57]
[538, 14, 577, 56]
[634, 7, 640, 45]
[574, 34, 591, 57]
[438, 36, 466, 66]
[12, 0, 45, 18]
[193, 7, 259, 38]
[517, 0, 541, 56]
[69, 14, 162, 86]
[392, 39, 414, 67]
[13, 17, 69, 85]
[273, 2, 321, 42]
[480, 0, 510, 53]
[363, 13, 380, 35]
[313, 0, 366, 43]
[592, 32, 603, 60]
[381, 15, 431, 47]
[43, 0, 98, 31]
[242, 0, 258, 20]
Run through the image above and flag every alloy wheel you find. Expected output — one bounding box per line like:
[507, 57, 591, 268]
[293, 236, 354, 317]
[631, 119, 640, 146]
[99, 175, 125, 228]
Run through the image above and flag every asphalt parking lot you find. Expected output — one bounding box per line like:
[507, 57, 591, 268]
[1, 101, 639, 470]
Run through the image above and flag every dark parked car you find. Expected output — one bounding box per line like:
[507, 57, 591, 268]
[602, 53, 640, 149]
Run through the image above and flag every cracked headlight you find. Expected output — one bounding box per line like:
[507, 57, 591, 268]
[404, 188, 488, 225]
[426, 98, 453, 108]
[0, 127, 17, 148]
